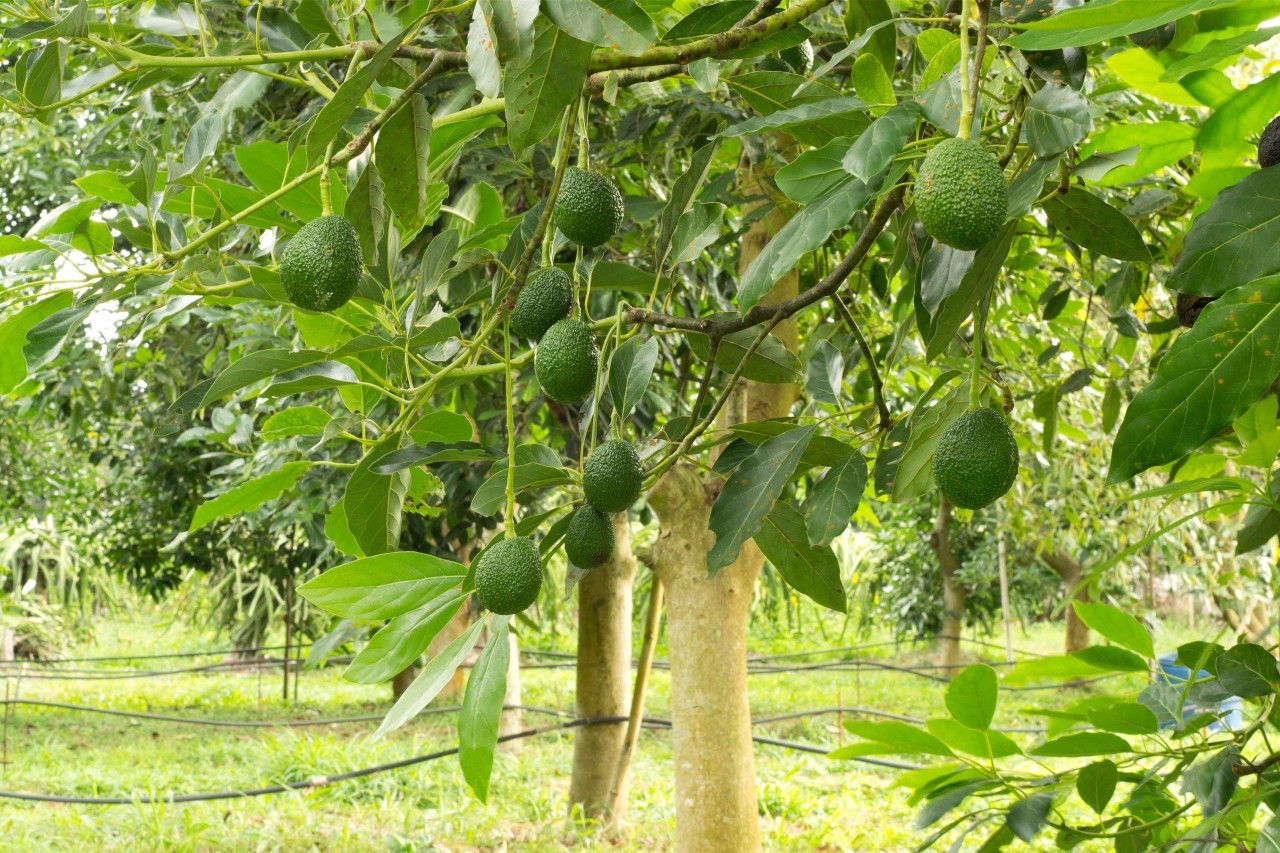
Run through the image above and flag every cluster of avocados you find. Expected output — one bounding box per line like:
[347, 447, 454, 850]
[473, 166, 644, 616]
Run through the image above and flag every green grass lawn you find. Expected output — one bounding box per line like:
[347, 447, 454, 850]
[0, 605, 1208, 852]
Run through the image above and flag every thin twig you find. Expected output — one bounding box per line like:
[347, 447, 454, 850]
[831, 294, 891, 432]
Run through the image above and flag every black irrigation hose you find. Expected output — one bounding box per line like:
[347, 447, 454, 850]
[0, 656, 355, 681]
[752, 706, 1047, 734]
[0, 715, 921, 804]
[2, 644, 313, 666]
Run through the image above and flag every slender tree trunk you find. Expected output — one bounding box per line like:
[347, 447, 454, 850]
[931, 498, 967, 672]
[1042, 548, 1091, 653]
[650, 466, 760, 853]
[391, 664, 417, 699]
[645, 160, 798, 851]
[569, 514, 637, 818]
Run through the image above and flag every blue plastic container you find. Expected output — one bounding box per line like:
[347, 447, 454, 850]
[1155, 653, 1244, 732]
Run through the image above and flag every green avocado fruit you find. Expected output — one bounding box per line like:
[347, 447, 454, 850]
[565, 505, 615, 568]
[1260, 116, 1280, 169]
[534, 319, 599, 403]
[760, 40, 814, 74]
[932, 407, 1020, 510]
[914, 138, 1008, 251]
[1129, 21, 1176, 51]
[280, 215, 363, 312]
[474, 536, 543, 615]
[511, 267, 574, 340]
[583, 440, 644, 513]
[553, 167, 625, 248]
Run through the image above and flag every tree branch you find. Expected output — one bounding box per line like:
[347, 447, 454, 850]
[832, 294, 892, 432]
[626, 182, 907, 337]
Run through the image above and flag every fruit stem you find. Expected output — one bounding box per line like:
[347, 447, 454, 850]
[957, 0, 973, 141]
[504, 316, 517, 538]
[320, 140, 335, 216]
[969, 289, 990, 409]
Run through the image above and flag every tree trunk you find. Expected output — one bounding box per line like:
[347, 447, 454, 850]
[650, 466, 760, 853]
[931, 498, 966, 672]
[1042, 548, 1091, 653]
[391, 663, 417, 699]
[568, 513, 637, 818]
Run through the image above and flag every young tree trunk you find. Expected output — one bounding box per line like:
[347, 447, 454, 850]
[391, 664, 417, 699]
[569, 513, 637, 818]
[650, 466, 761, 853]
[931, 498, 967, 672]
[1041, 548, 1091, 653]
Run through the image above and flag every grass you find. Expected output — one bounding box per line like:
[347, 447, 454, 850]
[0, 604, 1211, 852]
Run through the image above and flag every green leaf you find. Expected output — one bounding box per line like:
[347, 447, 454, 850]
[197, 349, 327, 409]
[476, 0, 537, 63]
[946, 665, 998, 731]
[656, 141, 719, 261]
[344, 434, 411, 556]
[722, 96, 871, 140]
[308, 24, 409, 162]
[686, 318, 803, 385]
[343, 591, 466, 684]
[1005, 654, 1105, 685]
[169, 110, 222, 185]
[843, 101, 920, 182]
[0, 291, 72, 395]
[1167, 168, 1280, 297]
[1160, 26, 1280, 81]
[608, 335, 660, 421]
[1030, 732, 1131, 758]
[1077, 760, 1117, 815]
[1023, 84, 1093, 158]
[1108, 278, 1280, 482]
[708, 425, 815, 574]
[375, 93, 432, 232]
[1042, 190, 1150, 262]
[925, 223, 1016, 361]
[919, 244, 975, 313]
[776, 137, 858, 205]
[724, 73, 858, 148]
[1258, 813, 1280, 853]
[664, 2, 753, 39]
[1236, 476, 1280, 554]
[459, 616, 510, 802]
[1006, 793, 1053, 843]
[1071, 645, 1149, 673]
[1071, 602, 1154, 658]
[892, 377, 971, 503]
[375, 617, 485, 737]
[755, 502, 846, 613]
[1086, 702, 1159, 735]
[504, 18, 592, 155]
[409, 410, 474, 444]
[738, 179, 871, 311]
[1183, 746, 1239, 816]
[471, 446, 572, 516]
[541, 0, 658, 55]
[1215, 643, 1280, 698]
[265, 361, 360, 397]
[670, 202, 725, 265]
[804, 339, 843, 405]
[925, 719, 1021, 759]
[1079, 122, 1195, 187]
[298, 551, 466, 620]
[849, 53, 894, 105]
[1196, 62, 1280, 169]
[346, 163, 386, 265]
[188, 462, 311, 533]
[843, 0, 896, 75]
[842, 720, 954, 756]
[1007, 0, 1239, 50]
[803, 446, 867, 546]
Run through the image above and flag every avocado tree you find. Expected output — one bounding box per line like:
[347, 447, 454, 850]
[4, 0, 1280, 849]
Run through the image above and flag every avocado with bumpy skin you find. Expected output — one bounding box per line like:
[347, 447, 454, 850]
[510, 267, 573, 340]
[553, 167, 625, 248]
[760, 40, 814, 74]
[565, 505, 615, 568]
[1129, 21, 1176, 51]
[583, 440, 644, 513]
[280, 215, 363, 312]
[914, 138, 1008, 251]
[534, 319, 599, 403]
[932, 407, 1020, 510]
[1260, 116, 1280, 169]
[474, 536, 543, 615]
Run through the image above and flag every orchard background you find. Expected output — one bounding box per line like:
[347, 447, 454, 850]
[2, 0, 1280, 850]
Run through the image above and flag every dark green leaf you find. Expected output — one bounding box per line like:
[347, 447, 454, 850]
[686, 319, 803, 385]
[656, 141, 719, 261]
[804, 339, 843, 405]
[541, 0, 658, 55]
[1024, 84, 1093, 157]
[663, 1, 753, 39]
[1007, 0, 1239, 50]
[1108, 278, 1280, 482]
[188, 462, 311, 533]
[1166, 168, 1280, 297]
[609, 335, 660, 421]
[376, 94, 432, 231]
[925, 223, 1016, 361]
[199, 349, 326, 408]
[1183, 746, 1239, 816]
[756, 502, 846, 612]
[308, 25, 409, 162]
[803, 446, 867, 546]
[1215, 643, 1280, 698]
[1042, 190, 1150, 262]
[459, 616, 510, 802]
[708, 426, 815, 574]
[298, 551, 467, 620]
[842, 102, 921, 182]
[843, 0, 896, 75]
[504, 18, 592, 155]
[344, 434, 411, 555]
[1006, 793, 1053, 843]
[1077, 760, 1117, 815]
